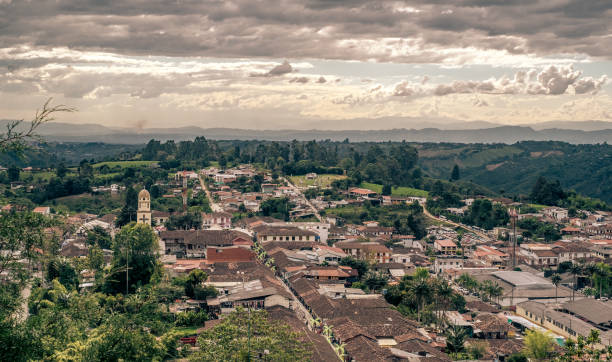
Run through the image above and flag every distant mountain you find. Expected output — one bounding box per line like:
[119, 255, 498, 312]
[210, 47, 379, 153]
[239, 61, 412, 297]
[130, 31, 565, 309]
[2, 119, 611, 144]
[529, 120, 612, 131]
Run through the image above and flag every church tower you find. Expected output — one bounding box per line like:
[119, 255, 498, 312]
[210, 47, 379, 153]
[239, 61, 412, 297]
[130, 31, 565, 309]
[137, 188, 151, 226]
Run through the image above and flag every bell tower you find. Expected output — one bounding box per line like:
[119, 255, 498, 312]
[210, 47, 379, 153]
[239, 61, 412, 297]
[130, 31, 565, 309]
[137, 189, 151, 226]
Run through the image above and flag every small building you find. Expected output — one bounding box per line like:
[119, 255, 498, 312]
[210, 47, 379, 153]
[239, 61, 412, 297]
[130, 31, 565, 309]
[334, 241, 392, 263]
[202, 212, 232, 229]
[254, 225, 318, 243]
[434, 239, 458, 255]
[434, 257, 464, 274]
[261, 183, 277, 193]
[348, 187, 377, 198]
[33, 206, 51, 216]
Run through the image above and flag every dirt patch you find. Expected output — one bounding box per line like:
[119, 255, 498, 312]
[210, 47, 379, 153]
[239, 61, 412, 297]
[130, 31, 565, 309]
[486, 162, 505, 171]
[530, 151, 543, 157]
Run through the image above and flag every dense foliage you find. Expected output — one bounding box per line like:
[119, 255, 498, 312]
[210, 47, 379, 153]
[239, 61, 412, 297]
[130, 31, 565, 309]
[192, 308, 312, 361]
[418, 141, 612, 203]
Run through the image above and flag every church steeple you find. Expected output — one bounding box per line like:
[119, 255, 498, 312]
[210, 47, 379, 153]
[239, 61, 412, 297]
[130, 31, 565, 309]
[137, 188, 151, 226]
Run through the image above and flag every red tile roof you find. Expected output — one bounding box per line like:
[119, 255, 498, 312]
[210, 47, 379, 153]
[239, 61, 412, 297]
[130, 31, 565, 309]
[206, 247, 255, 263]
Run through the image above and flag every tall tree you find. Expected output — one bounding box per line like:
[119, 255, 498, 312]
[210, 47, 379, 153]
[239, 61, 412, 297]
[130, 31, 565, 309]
[450, 164, 460, 181]
[116, 186, 138, 227]
[551, 273, 561, 303]
[104, 223, 160, 294]
[523, 330, 554, 360]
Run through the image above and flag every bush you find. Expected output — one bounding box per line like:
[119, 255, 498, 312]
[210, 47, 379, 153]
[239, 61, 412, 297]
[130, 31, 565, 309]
[175, 310, 209, 327]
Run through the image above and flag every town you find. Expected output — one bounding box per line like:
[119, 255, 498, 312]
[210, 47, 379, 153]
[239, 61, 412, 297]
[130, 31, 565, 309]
[2, 138, 611, 361]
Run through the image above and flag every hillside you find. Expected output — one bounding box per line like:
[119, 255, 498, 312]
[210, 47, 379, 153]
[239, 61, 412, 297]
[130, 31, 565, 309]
[417, 141, 612, 203]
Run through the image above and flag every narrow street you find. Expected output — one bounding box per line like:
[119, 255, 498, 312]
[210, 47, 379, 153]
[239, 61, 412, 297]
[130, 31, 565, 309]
[197, 172, 223, 212]
[282, 177, 322, 222]
[422, 206, 490, 240]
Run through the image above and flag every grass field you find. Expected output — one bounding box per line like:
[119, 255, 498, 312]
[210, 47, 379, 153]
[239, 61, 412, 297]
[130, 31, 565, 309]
[360, 182, 429, 197]
[93, 161, 158, 169]
[527, 203, 548, 211]
[173, 326, 200, 336]
[31, 171, 76, 182]
[289, 174, 346, 188]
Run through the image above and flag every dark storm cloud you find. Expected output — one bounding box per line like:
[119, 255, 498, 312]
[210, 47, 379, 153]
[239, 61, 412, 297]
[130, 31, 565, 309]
[0, 0, 610, 62]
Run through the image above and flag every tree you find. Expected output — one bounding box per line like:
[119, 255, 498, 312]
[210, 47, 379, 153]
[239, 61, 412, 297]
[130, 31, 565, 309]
[77, 315, 166, 361]
[551, 273, 561, 303]
[7, 165, 20, 182]
[46, 259, 79, 290]
[259, 197, 292, 221]
[78, 159, 93, 179]
[193, 308, 312, 361]
[182, 269, 217, 299]
[165, 212, 202, 230]
[361, 271, 388, 292]
[55, 163, 68, 178]
[445, 324, 467, 353]
[86, 226, 112, 249]
[593, 262, 611, 298]
[382, 183, 392, 196]
[569, 263, 582, 301]
[88, 246, 104, 272]
[104, 223, 160, 294]
[409, 276, 431, 323]
[340, 256, 369, 278]
[523, 329, 554, 360]
[506, 353, 528, 362]
[450, 164, 460, 181]
[530, 176, 565, 206]
[116, 186, 138, 227]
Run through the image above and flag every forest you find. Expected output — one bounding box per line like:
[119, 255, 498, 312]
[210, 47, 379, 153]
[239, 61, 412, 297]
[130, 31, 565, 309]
[3, 138, 611, 209]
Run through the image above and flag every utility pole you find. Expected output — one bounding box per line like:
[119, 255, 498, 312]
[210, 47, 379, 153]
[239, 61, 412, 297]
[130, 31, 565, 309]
[126, 242, 129, 295]
[510, 208, 518, 268]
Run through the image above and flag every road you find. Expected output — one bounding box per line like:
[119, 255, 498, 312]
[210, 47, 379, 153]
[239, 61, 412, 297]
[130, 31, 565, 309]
[422, 206, 490, 240]
[197, 172, 223, 212]
[282, 177, 322, 222]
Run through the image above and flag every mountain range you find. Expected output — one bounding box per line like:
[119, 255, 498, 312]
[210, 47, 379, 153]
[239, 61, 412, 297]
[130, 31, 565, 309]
[2, 119, 612, 144]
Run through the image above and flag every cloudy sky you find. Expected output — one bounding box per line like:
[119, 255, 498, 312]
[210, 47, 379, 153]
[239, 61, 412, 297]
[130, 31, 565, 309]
[1, 0, 611, 130]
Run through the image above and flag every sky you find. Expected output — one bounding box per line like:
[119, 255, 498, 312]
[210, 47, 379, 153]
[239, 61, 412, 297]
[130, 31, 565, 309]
[1, 0, 611, 130]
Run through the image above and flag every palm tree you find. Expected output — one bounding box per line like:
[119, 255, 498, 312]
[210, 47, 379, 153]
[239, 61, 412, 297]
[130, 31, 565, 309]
[310, 316, 321, 329]
[489, 283, 503, 305]
[583, 262, 597, 288]
[414, 267, 429, 281]
[323, 324, 334, 342]
[551, 273, 562, 303]
[594, 263, 610, 299]
[435, 278, 454, 330]
[333, 342, 346, 359]
[587, 329, 600, 350]
[445, 324, 467, 354]
[569, 263, 582, 301]
[409, 277, 432, 323]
